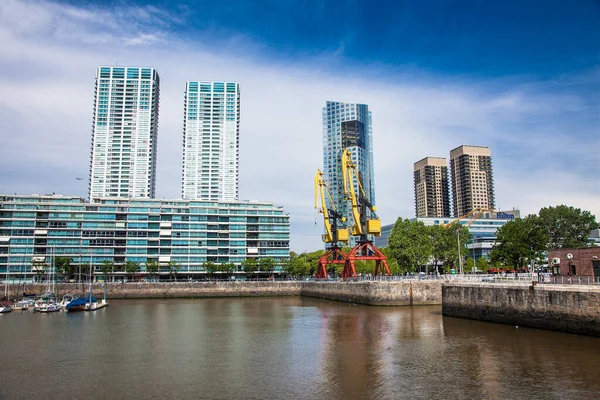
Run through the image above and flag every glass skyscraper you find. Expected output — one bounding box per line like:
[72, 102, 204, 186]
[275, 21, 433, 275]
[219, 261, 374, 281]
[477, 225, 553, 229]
[89, 66, 160, 200]
[322, 101, 375, 238]
[182, 81, 240, 201]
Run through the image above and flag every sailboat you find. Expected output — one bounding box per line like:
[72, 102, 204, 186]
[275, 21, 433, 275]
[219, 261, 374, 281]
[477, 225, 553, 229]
[37, 249, 61, 313]
[83, 255, 107, 311]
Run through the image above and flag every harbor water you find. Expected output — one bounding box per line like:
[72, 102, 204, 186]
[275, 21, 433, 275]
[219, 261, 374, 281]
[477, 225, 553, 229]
[1, 297, 599, 399]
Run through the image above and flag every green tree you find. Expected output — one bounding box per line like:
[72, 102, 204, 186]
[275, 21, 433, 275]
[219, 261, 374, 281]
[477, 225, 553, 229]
[32, 260, 47, 283]
[55, 256, 74, 281]
[380, 246, 401, 275]
[259, 258, 276, 272]
[354, 260, 375, 276]
[388, 218, 432, 273]
[476, 257, 489, 273]
[283, 253, 312, 278]
[220, 262, 236, 273]
[123, 260, 140, 282]
[538, 205, 597, 249]
[464, 257, 476, 273]
[202, 261, 217, 274]
[490, 215, 547, 271]
[167, 261, 181, 281]
[145, 260, 159, 280]
[444, 224, 471, 273]
[100, 260, 114, 282]
[242, 257, 258, 273]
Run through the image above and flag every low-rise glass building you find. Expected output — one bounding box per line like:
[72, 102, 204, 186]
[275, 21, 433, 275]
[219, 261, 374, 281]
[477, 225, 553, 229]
[0, 194, 289, 280]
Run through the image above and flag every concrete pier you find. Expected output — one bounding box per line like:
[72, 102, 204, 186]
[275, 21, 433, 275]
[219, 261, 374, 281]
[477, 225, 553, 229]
[443, 283, 600, 337]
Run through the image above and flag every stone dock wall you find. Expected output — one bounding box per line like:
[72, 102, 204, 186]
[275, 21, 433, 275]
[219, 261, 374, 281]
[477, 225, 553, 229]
[443, 283, 600, 337]
[301, 281, 442, 305]
[18, 280, 443, 306]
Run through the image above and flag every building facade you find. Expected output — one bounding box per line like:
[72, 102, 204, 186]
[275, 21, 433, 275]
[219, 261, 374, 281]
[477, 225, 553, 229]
[414, 157, 450, 218]
[322, 101, 375, 238]
[449, 145, 495, 217]
[0, 194, 289, 280]
[89, 67, 160, 200]
[182, 81, 240, 201]
[548, 247, 600, 278]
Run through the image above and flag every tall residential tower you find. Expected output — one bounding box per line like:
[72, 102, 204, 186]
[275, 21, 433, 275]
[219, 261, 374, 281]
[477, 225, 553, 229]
[182, 81, 240, 201]
[449, 145, 495, 217]
[414, 157, 450, 218]
[89, 66, 160, 200]
[322, 101, 375, 231]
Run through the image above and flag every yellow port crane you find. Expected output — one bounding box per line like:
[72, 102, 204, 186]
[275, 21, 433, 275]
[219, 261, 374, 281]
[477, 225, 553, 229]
[314, 169, 349, 279]
[340, 149, 390, 278]
[341, 149, 381, 239]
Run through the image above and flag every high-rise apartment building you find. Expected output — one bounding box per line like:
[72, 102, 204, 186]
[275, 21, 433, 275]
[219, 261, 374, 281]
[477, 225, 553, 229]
[89, 66, 160, 200]
[414, 157, 450, 218]
[322, 101, 375, 233]
[182, 81, 240, 201]
[449, 145, 495, 217]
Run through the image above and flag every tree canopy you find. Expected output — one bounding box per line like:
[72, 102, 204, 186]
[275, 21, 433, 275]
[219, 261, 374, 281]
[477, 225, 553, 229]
[490, 215, 547, 269]
[538, 205, 597, 249]
[386, 218, 470, 273]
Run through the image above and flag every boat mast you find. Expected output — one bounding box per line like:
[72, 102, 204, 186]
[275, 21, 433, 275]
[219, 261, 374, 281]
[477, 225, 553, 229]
[88, 252, 92, 302]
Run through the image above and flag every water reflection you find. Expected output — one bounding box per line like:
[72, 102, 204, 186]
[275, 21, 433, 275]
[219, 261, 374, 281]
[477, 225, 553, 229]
[1, 299, 599, 400]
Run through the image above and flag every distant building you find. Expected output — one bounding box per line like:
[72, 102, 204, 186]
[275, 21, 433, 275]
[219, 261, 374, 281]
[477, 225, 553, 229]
[0, 194, 289, 281]
[322, 101, 375, 243]
[89, 66, 160, 200]
[374, 210, 520, 259]
[182, 81, 240, 201]
[449, 145, 495, 217]
[589, 229, 600, 247]
[413, 157, 450, 218]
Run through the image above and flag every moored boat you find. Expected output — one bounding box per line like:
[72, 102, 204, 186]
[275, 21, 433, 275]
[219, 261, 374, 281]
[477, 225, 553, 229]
[0, 300, 13, 313]
[66, 296, 96, 312]
[12, 298, 35, 311]
[37, 301, 61, 313]
[60, 294, 76, 310]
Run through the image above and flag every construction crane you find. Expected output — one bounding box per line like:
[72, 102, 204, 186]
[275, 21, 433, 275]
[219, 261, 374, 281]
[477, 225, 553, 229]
[340, 149, 390, 278]
[441, 208, 495, 229]
[314, 169, 349, 279]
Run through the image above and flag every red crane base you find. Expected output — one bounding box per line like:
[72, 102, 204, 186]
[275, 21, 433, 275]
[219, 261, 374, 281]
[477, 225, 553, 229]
[344, 241, 391, 279]
[317, 247, 348, 279]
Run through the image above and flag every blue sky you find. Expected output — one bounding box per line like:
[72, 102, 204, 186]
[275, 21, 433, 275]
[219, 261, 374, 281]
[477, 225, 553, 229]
[61, 0, 600, 76]
[0, 0, 598, 251]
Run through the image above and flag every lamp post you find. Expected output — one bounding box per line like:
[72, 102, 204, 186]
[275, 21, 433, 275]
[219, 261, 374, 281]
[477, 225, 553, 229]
[3, 239, 9, 300]
[457, 229, 462, 275]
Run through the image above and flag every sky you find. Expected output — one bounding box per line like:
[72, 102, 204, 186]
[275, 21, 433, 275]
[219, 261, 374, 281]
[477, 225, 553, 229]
[0, 0, 598, 252]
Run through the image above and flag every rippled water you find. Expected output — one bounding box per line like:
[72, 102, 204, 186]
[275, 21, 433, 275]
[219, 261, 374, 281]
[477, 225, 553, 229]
[1, 298, 599, 399]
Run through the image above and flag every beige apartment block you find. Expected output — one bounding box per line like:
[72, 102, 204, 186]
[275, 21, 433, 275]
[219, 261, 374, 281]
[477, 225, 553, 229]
[449, 145, 495, 217]
[414, 157, 451, 218]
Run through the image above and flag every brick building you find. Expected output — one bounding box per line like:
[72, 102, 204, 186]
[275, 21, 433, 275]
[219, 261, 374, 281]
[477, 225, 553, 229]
[548, 247, 600, 278]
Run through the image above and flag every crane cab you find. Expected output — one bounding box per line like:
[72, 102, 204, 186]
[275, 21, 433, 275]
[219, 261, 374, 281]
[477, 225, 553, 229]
[366, 219, 381, 236]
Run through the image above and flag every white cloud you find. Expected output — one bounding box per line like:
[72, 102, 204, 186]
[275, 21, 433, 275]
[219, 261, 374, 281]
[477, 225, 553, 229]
[0, 0, 598, 252]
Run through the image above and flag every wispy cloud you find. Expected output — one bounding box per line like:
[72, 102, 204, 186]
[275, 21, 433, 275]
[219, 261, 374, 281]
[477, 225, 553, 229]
[0, 0, 597, 252]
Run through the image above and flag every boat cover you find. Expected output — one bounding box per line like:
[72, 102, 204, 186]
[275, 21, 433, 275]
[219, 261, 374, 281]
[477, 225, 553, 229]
[66, 296, 98, 310]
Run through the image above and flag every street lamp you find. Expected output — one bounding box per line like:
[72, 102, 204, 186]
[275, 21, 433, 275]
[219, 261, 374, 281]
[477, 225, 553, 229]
[457, 229, 462, 275]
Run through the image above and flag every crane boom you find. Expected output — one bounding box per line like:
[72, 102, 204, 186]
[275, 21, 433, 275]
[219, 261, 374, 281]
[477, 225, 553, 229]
[442, 208, 495, 229]
[314, 169, 349, 244]
[341, 149, 381, 238]
[339, 149, 389, 278]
